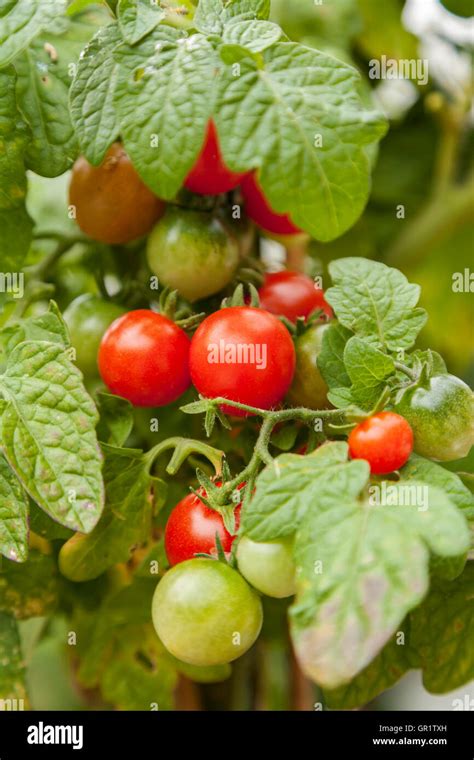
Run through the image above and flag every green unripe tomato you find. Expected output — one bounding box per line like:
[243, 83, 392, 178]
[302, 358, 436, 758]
[237, 535, 296, 599]
[63, 295, 125, 378]
[395, 374, 474, 461]
[152, 559, 263, 667]
[146, 206, 239, 302]
[287, 323, 330, 409]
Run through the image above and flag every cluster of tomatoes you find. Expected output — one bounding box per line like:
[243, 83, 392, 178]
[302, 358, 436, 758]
[65, 118, 449, 669]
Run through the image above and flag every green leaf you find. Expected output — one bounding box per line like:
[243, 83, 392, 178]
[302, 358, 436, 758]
[59, 446, 154, 581]
[291, 482, 469, 688]
[400, 454, 474, 522]
[95, 391, 134, 446]
[68, 0, 107, 14]
[327, 386, 354, 409]
[324, 623, 419, 709]
[70, 23, 123, 165]
[0, 341, 104, 533]
[241, 442, 370, 541]
[326, 258, 428, 351]
[0, 550, 59, 619]
[222, 18, 281, 53]
[411, 564, 474, 694]
[114, 26, 217, 199]
[118, 0, 165, 44]
[14, 17, 90, 177]
[0, 453, 29, 562]
[0, 613, 28, 704]
[0, 66, 32, 269]
[215, 43, 386, 241]
[318, 322, 352, 390]
[0, 207, 33, 273]
[1, 303, 70, 356]
[75, 577, 158, 687]
[0, 0, 66, 68]
[100, 626, 177, 710]
[194, 0, 270, 34]
[28, 500, 74, 540]
[344, 336, 395, 409]
[270, 424, 298, 452]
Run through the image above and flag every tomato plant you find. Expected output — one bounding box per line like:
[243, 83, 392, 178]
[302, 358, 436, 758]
[98, 310, 191, 406]
[1, 0, 473, 722]
[189, 306, 296, 415]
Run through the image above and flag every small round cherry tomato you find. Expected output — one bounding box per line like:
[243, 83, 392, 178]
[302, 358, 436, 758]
[189, 306, 296, 416]
[184, 120, 247, 195]
[152, 558, 263, 666]
[165, 489, 241, 566]
[69, 143, 165, 244]
[98, 310, 191, 407]
[348, 411, 414, 475]
[241, 173, 301, 235]
[237, 535, 296, 598]
[259, 271, 333, 323]
[146, 206, 239, 302]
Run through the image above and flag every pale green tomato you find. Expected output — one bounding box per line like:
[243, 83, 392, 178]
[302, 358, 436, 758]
[237, 535, 296, 599]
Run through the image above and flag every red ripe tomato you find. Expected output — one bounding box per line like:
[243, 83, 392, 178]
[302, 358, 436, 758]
[259, 271, 333, 323]
[98, 310, 191, 407]
[348, 412, 414, 475]
[189, 306, 296, 416]
[184, 120, 247, 195]
[241, 173, 301, 235]
[165, 488, 242, 566]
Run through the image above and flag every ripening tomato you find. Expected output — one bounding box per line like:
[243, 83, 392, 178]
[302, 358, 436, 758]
[152, 559, 263, 666]
[69, 143, 165, 244]
[184, 120, 247, 195]
[98, 310, 191, 407]
[146, 206, 239, 302]
[189, 306, 296, 416]
[259, 271, 333, 323]
[241, 173, 301, 235]
[348, 412, 414, 475]
[165, 489, 241, 566]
